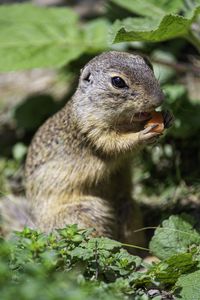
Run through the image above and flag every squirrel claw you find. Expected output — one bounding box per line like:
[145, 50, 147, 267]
[138, 126, 160, 144]
[142, 124, 158, 134]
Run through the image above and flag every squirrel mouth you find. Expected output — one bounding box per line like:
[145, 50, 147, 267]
[133, 112, 151, 122]
[115, 111, 151, 133]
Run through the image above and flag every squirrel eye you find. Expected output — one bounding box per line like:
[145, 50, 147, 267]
[111, 76, 128, 89]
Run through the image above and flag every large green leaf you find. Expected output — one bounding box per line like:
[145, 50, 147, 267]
[0, 4, 85, 71]
[111, 0, 183, 18]
[148, 253, 197, 285]
[0, 3, 78, 23]
[0, 5, 110, 72]
[149, 215, 200, 260]
[175, 270, 200, 300]
[83, 18, 110, 53]
[111, 6, 200, 44]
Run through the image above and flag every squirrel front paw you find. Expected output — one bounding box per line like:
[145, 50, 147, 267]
[138, 110, 174, 145]
[138, 125, 161, 145]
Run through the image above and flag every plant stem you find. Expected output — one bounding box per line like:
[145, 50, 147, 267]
[121, 243, 149, 252]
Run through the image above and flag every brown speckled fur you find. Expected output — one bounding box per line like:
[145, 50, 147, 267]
[24, 51, 166, 246]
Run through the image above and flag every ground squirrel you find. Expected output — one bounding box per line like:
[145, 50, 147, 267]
[2, 51, 173, 245]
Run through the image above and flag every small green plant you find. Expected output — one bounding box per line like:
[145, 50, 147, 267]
[1, 215, 200, 299]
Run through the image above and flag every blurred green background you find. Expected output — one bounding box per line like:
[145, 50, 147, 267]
[0, 0, 199, 234]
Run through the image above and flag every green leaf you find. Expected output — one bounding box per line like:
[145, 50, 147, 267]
[83, 18, 110, 53]
[86, 237, 122, 250]
[70, 246, 94, 260]
[110, 6, 200, 44]
[0, 6, 111, 72]
[12, 143, 27, 162]
[175, 270, 200, 300]
[149, 215, 200, 260]
[112, 249, 142, 275]
[110, 0, 183, 18]
[149, 253, 197, 285]
[0, 4, 85, 71]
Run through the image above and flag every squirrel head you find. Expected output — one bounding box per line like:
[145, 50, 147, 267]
[73, 51, 164, 133]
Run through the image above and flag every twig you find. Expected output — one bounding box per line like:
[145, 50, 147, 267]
[152, 58, 200, 75]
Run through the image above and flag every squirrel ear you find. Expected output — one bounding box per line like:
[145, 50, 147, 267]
[80, 65, 91, 84]
[142, 55, 154, 71]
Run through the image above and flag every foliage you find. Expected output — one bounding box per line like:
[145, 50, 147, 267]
[0, 159, 20, 195]
[110, 0, 200, 51]
[111, 0, 185, 17]
[0, 1, 200, 71]
[176, 270, 200, 299]
[150, 215, 200, 259]
[0, 4, 109, 71]
[1, 215, 200, 299]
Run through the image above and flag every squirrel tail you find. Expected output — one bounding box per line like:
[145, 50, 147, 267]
[0, 195, 35, 236]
